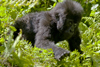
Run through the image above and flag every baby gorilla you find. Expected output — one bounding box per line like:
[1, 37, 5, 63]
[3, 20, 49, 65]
[14, 0, 83, 60]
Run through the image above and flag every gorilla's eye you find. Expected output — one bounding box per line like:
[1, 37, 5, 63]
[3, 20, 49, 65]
[74, 24, 77, 27]
[69, 20, 73, 23]
[69, 20, 73, 26]
[69, 22, 71, 26]
[55, 13, 59, 20]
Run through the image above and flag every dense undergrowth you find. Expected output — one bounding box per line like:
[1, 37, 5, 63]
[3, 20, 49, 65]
[0, 0, 100, 67]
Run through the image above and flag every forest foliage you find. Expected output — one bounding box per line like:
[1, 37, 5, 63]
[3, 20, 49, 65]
[0, 0, 100, 67]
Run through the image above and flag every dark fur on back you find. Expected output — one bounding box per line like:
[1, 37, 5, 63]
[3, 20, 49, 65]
[14, 0, 83, 60]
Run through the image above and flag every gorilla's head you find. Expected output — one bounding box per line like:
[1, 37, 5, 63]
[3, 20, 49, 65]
[50, 0, 83, 40]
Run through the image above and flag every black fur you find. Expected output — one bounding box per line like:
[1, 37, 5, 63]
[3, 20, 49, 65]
[14, 0, 83, 60]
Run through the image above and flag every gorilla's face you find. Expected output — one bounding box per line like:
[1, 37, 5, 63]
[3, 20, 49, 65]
[61, 18, 79, 40]
[54, 9, 81, 40]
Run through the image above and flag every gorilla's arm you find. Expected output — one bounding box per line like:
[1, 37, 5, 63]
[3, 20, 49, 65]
[35, 15, 70, 60]
[68, 29, 82, 53]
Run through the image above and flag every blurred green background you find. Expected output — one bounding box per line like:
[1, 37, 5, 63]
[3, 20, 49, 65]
[0, 0, 100, 67]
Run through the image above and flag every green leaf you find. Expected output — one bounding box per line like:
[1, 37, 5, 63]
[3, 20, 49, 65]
[0, 46, 5, 52]
[90, 10, 95, 16]
[0, 38, 5, 43]
[10, 26, 16, 31]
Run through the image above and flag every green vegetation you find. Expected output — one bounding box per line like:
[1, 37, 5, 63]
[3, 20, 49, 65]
[0, 0, 100, 67]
